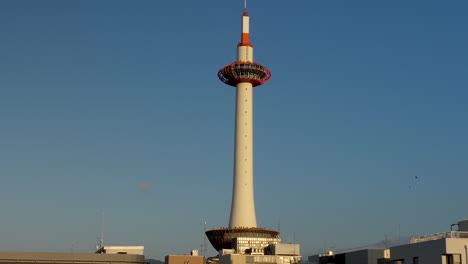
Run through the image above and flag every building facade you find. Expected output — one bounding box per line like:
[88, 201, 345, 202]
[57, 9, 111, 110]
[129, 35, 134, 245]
[0, 251, 146, 264]
[166, 255, 206, 264]
[390, 233, 468, 264]
[308, 249, 390, 264]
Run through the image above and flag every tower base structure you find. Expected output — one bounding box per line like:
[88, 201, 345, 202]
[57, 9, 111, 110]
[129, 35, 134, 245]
[220, 253, 301, 264]
[205, 228, 279, 252]
[205, 229, 301, 264]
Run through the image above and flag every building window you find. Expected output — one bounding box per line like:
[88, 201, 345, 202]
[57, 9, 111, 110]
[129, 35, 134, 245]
[393, 260, 404, 264]
[413, 257, 419, 264]
[446, 254, 461, 264]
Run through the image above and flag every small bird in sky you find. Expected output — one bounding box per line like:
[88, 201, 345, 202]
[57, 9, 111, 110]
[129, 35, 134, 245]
[409, 176, 419, 189]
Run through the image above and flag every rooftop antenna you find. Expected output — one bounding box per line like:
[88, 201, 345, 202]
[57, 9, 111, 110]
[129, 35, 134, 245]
[384, 234, 388, 249]
[99, 209, 104, 249]
[203, 221, 207, 257]
[244, 0, 247, 10]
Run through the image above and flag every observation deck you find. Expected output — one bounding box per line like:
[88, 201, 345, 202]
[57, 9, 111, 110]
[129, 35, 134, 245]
[218, 62, 271, 87]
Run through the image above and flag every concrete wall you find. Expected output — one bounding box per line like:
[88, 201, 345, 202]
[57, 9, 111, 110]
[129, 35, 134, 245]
[445, 238, 468, 264]
[220, 254, 300, 264]
[245, 255, 301, 264]
[344, 249, 387, 264]
[367, 249, 388, 264]
[346, 249, 368, 264]
[166, 255, 205, 264]
[220, 254, 246, 264]
[390, 239, 445, 264]
[0, 251, 145, 264]
[270, 244, 300, 256]
[103, 246, 144, 255]
[391, 238, 468, 264]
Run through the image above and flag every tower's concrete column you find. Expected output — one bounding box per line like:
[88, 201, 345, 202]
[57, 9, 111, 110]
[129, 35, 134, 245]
[229, 12, 257, 228]
[229, 80, 256, 228]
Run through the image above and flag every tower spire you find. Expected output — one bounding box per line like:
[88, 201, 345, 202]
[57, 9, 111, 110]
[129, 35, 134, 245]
[240, 6, 251, 48]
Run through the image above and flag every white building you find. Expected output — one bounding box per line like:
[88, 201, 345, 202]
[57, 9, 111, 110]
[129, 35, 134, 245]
[96, 245, 144, 255]
[390, 219, 468, 264]
[220, 253, 301, 264]
[216, 237, 300, 264]
[308, 249, 390, 264]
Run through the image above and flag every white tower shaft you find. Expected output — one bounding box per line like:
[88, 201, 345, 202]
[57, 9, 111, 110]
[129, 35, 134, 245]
[229, 11, 257, 228]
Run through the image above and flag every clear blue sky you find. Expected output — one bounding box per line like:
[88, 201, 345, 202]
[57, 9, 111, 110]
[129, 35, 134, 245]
[1, 0, 467, 260]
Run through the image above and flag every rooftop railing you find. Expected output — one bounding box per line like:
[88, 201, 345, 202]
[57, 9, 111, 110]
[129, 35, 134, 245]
[410, 231, 468, 244]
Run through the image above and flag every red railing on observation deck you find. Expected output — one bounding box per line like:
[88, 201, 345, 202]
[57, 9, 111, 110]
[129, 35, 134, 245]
[218, 62, 271, 87]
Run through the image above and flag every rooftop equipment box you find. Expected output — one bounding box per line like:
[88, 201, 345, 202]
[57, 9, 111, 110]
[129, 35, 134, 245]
[458, 219, 468, 231]
[268, 244, 300, 256]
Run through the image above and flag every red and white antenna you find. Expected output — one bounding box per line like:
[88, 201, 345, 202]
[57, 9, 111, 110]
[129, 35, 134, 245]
[240, 7, 250, 47]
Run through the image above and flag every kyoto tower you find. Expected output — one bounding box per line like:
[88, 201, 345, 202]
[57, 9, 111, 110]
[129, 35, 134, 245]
[206, 2, 279, 252]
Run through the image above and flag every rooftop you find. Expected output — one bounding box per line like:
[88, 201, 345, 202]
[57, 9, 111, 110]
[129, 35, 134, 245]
[410, 231, 468, 244]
